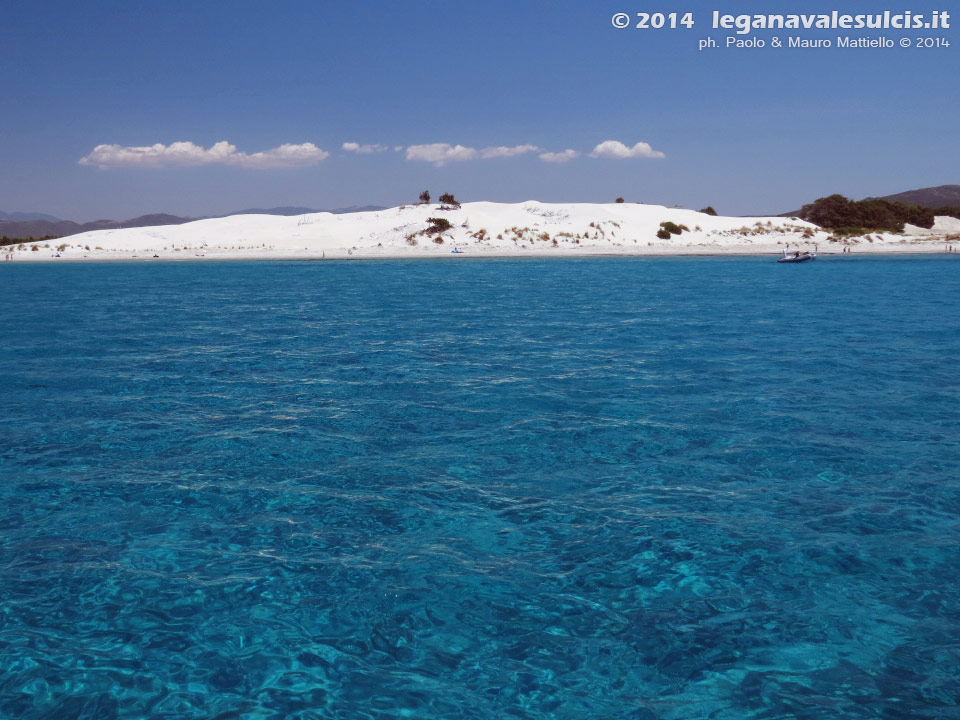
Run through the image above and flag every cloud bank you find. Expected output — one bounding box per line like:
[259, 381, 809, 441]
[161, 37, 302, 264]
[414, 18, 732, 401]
[539, 149, 580, 163]
[480, 144, 540, 159]
[589, 140, 665, 160]
[79, 141, 330, 169]
[406, 140, 662, 165]
[406, 143, 540, 166]
[342, 142, 389, 153]
[405, 143, 478, 166]
[79, 138, 664, 170]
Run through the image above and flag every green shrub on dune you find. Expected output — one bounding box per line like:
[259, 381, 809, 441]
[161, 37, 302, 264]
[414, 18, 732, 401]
[799, 194, 934, 233]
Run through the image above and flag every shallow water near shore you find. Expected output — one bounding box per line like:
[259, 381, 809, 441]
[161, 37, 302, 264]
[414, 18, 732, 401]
[1, 257, 958, 719]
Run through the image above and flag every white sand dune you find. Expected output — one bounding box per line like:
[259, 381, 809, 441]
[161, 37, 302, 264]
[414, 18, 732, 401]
[6, 201, 959, 261]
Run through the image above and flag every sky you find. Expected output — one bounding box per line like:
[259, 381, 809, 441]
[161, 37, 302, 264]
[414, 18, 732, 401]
[1, 0, 957, 220]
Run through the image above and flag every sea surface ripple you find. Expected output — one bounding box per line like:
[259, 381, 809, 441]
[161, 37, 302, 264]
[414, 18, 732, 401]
[1, 257, 958, 719]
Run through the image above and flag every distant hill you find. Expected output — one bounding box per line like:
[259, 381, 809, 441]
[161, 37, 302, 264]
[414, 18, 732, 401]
[872, 185, 960, 208]
[0, 205, 388, 239]
[227, 206, 323, 216]
[0, 214, 192, 240]
[120, 213, 191, 228]
[327, 205, 387, 214]
[779, 184, 960, 218]
[226, 205, 386, 216]
[1, 219, 85, 238]
[0, 210, 61, 222]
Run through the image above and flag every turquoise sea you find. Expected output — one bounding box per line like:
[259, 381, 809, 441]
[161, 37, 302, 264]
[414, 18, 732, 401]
[1, 257, 958, 719]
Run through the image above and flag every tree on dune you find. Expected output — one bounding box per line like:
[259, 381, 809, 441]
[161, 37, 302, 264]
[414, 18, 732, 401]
[438, 192, 460, 209]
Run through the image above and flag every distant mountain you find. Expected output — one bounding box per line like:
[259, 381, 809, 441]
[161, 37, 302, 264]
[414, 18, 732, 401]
[83, 220, 124, 231]
[873, 185, 960, 208]
[225, 205, 385, 216]
[0, 219, 84, 238]
[0, 205, 389, 239]
[0, 210, 61, 222]
[227, 206, 322, 216]
[120, 213, 192, 228]
[778, 184, 960, 217]
[327, 205, 387, 214]
[0, 214, 192, 239]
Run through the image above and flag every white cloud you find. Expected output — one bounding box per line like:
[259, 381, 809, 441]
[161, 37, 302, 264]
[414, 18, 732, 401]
[405, 143, 480, 166]
[394, 146, 404, 152]
[589, 140, 665, 160]
[79, 141, 330, 169]
[539, 149, 580, 163]
[479, 144, 540, 159]
[342, 142, 388, 153]
[406, 142, 541, 166]
[241, 143, 330, 167]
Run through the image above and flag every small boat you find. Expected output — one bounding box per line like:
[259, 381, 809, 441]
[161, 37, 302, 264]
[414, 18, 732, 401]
[777, 250, 816, 263]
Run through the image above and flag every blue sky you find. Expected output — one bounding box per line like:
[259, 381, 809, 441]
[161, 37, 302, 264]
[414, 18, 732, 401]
[1, 0, 956, 220]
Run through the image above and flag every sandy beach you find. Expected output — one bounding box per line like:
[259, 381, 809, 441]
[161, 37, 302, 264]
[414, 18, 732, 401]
[4, 201, 959, 262]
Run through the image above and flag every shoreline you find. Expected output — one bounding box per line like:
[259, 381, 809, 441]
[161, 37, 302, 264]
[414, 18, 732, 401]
[5, 247, 957, 264]
[3, 201, 958, 263]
